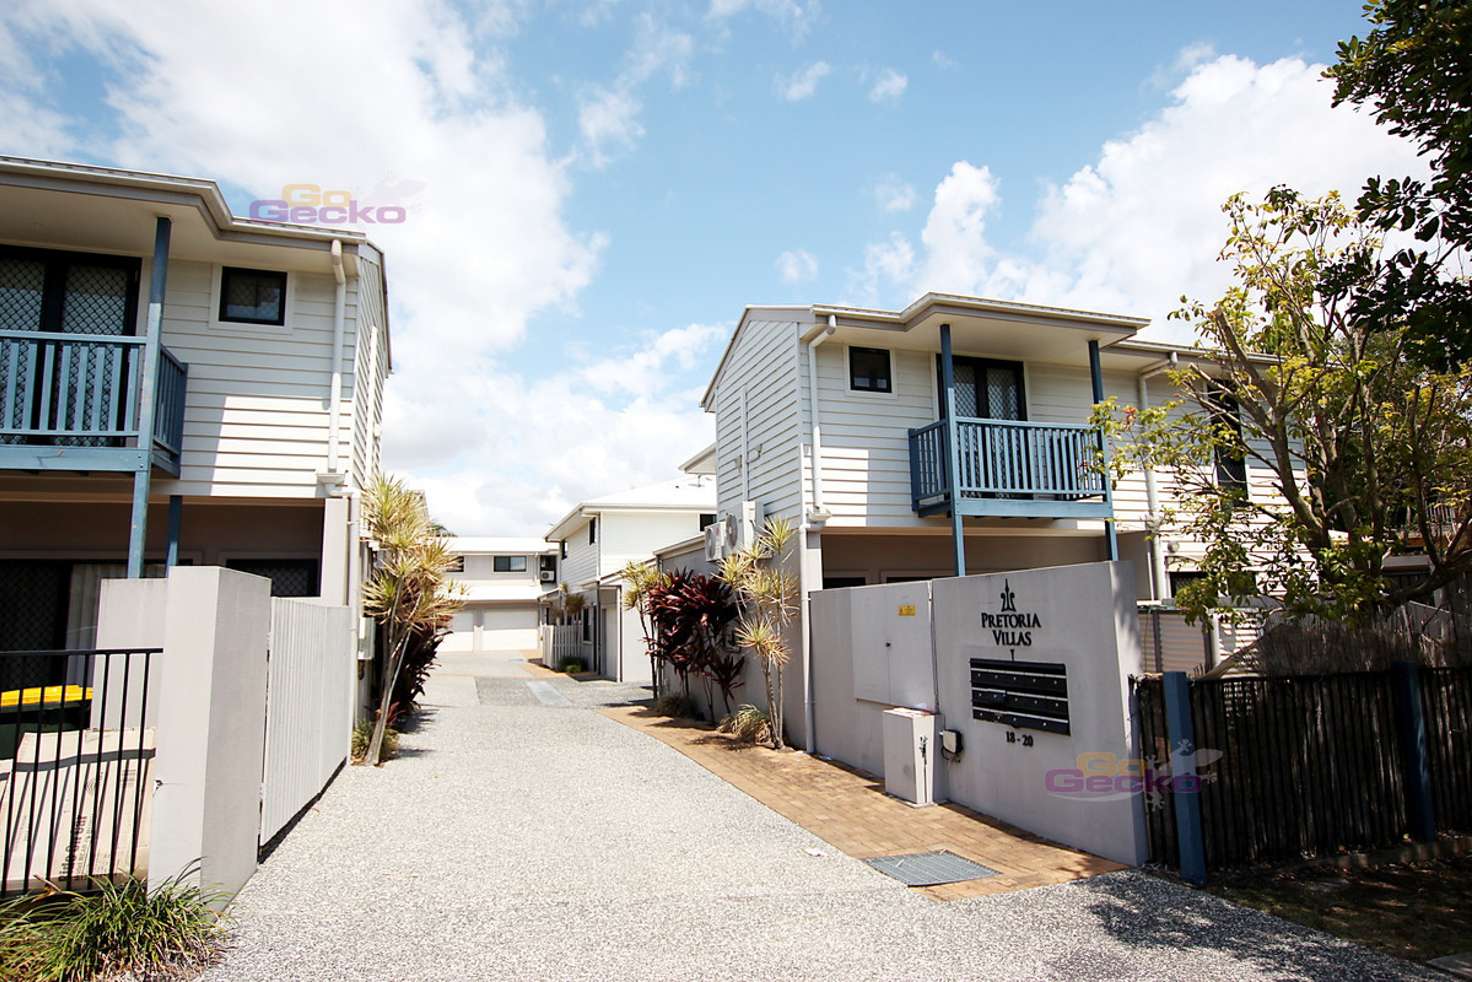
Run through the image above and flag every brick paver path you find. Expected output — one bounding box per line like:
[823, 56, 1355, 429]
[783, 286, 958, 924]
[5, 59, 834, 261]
[602, 704, 1122, 899]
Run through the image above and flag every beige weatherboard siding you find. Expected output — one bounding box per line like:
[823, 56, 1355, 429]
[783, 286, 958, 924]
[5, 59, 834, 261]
[699, 294, 1302, 605]
[0, 156, 392, 502]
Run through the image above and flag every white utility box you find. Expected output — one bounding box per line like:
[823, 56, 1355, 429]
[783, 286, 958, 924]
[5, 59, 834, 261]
[882, 707, 938, 806]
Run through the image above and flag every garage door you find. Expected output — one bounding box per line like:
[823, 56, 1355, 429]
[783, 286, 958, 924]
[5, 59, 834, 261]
[482, 606, 539, 651]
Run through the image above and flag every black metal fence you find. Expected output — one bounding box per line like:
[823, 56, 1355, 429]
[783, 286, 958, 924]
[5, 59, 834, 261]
[1134, 664, 1471, 873]
[1420, 666, 1472, 833]
[0, 648, 159, 896]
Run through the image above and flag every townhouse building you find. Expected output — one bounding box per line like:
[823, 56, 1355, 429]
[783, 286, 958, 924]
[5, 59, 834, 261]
[0, 157, 389, 676]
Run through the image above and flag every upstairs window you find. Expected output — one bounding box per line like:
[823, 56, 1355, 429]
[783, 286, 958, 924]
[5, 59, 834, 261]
[540, 554, 557, 574]
[219, 267, 287, 325]
[560, 540, 568, 560]
[699, 513, 717, 530]
[1208, 385, 1248, 496]
[588, 517, 597, 544]
[493, 555, 528, 573]
[849, 346, 892, 393]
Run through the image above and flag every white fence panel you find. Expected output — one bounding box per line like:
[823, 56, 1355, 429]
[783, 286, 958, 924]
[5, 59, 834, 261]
[260, 598, 353, 845]
[541, 624, 580, 668]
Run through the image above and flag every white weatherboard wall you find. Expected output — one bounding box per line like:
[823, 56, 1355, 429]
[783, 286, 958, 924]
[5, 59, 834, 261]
[260, 598, 353, 844]
[931, 562, 1147, 866]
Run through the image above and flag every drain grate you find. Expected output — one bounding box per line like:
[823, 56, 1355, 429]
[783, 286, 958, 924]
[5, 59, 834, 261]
[864, 850, 998, 886]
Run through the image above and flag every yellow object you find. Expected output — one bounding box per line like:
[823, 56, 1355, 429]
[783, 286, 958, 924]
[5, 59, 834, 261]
[0, 684, 93, 710]
[897, 604, 917, 617]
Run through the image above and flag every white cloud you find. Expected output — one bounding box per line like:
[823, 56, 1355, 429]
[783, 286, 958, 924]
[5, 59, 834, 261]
[846, 232, 914, 306]
[579, 86, 645, 167]
[868, 67, 907, 103]
[707, 0, 821, 41]
[873, 175, 916, 213]
[0, 1, 649, 533]
[775, 248, 818, 283]
[577, 12, 693, 166]
[390, 324, 723, 535]
[932, 50, 957, 70]
[851, 53, 1429, 340]
[775, 60, 830, 101]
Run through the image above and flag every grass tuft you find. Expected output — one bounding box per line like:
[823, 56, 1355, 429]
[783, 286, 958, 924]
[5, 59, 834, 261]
[718, 704, 771, 743]
[652, 693, 699, 719]
[0, 866, 225, 981]
[351, 719, 399, 764]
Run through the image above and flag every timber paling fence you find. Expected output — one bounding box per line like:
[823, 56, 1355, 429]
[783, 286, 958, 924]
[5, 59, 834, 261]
[1134, 664, 1471, 876]
[0, 648, 158, 896]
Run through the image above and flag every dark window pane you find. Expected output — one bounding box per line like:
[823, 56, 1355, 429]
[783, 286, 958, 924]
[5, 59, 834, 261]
[494, 555, 528, 572]
[699, 513, 717, 530]
[62, 265, 130, 335]
[589, 518, 597, 544]
[1209, 388, 1248, 494]
[849, 347, 892, 393]
[220, 267, 287, 325]
[0, 258, 46, 331]
[225, 558, 319, 597]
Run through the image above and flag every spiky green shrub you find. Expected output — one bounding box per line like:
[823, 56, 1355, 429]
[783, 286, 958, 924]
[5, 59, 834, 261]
[718, 704, 771, 744]
[652, 693, 698, 719]
[560, 659, 585, 674]
[0, 868, 225, 981]
[351, 718, 398, 764]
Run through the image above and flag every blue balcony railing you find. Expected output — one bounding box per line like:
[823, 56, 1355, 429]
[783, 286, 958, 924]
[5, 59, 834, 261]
[0, 331, 186, 474]
[908, 417, 1111, 519]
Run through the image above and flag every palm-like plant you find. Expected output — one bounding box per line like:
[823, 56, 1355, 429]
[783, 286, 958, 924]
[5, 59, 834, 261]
[361, 476, 465, 766]
[720, 517, 797, 749]
[620, 560, 668, 697]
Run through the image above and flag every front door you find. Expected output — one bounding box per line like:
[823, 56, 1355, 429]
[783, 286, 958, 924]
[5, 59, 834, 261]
[939, 357, 1027, 495]
[938, 356, 1026, 421]
[0, 246, 141, 447]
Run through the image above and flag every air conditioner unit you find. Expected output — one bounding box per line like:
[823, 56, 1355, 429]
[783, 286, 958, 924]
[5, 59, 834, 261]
[704, 520, 728, 562]
[736, 499, 763, 551]
[539, 569, 556, 583]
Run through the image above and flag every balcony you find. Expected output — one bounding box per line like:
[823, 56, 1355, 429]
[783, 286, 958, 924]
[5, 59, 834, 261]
[908, 417, 1112, 520]
[0, 332, 187, 475]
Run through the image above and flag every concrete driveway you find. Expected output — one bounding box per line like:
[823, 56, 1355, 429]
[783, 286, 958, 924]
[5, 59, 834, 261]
[206, 651, 1432, 981]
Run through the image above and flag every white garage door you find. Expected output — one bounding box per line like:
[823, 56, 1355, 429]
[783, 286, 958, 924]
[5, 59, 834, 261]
[481, 606, 540, 651]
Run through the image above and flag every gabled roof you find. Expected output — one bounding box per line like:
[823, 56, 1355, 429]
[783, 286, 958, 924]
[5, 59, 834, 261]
[447, 536, 557, 555]
[699, 293, 1152, 409]
[545, 475, 717, 542]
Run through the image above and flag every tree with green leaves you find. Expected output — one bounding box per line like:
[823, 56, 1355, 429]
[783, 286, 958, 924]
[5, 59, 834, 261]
[1093, 188, 1472, 624]
[361, 476, 465, 766]
[1326, 0, 1472, 366]
[619, 559, 667, 697]
[719, 517, 798, 749]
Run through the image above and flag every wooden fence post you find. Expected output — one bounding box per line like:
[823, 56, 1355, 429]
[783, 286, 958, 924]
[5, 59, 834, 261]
[1390, 661, 1437, 842]
[1162, 671, 1207, 884]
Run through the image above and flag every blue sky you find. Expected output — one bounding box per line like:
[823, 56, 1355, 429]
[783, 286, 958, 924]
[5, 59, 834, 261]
[0, 1, 1424, 534]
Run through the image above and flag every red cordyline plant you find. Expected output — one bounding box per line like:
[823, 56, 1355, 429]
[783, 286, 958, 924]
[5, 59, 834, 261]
[646, 570, 738, 712]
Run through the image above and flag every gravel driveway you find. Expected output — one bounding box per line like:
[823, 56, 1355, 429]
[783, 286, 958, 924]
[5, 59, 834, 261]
[206, 652, 1431, 981]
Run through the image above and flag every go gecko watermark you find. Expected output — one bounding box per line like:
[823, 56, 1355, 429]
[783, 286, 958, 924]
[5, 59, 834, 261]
[1045, 746, 1222, 804]
[250, 183, 407, 225]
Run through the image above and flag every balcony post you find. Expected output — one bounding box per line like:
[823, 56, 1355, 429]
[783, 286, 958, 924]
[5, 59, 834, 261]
[127, 216, 171, 578]
[940, 323, 966, 576]
[1088, 338, 1118, 562]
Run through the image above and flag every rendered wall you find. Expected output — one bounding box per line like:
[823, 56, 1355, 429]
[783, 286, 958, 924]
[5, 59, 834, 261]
[931, 562, 1147, 865]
